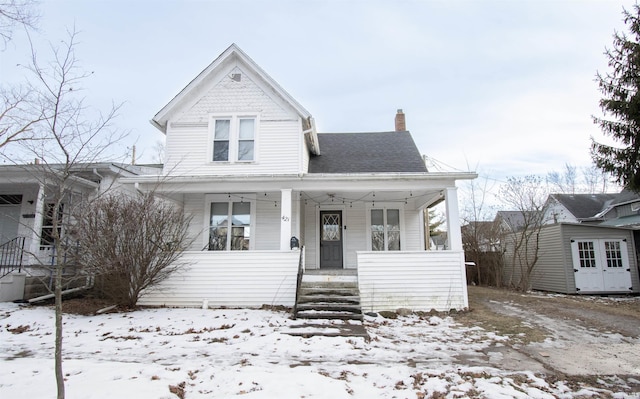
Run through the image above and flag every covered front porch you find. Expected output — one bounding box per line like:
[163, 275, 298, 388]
[129, 172, 474, 311]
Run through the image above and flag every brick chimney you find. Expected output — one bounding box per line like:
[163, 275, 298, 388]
[395, 109, 406, 131]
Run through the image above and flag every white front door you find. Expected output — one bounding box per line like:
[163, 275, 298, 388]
[571, 239, 633, 293]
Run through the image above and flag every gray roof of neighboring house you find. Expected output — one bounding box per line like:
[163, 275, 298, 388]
[495, 211, 527, 229]
[308, 131, 427, 174]
[550, 193, 618, 219]
[610, 189, 640, 206]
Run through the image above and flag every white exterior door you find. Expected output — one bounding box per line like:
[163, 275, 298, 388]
[571, 239, 633, 293]
[601, 240, 632, 291]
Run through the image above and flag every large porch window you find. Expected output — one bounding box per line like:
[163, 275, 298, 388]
[207, 198, 252, 251]
[370, 208, 401, 251]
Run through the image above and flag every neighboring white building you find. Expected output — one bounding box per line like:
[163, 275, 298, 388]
[0, 163, 161, 301]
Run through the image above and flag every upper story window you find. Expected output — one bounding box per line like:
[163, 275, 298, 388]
[211, 115, 257, 163]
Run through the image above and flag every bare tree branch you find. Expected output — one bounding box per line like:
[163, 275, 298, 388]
[0, 0, 39, 47]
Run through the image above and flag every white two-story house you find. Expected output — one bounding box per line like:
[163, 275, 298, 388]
[124, 44, 476, 312]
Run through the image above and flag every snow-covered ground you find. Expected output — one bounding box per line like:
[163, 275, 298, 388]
[1, 303, 638, 398]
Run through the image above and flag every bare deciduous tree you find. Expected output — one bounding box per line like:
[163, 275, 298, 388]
[0, 0, 41, 147]
[546, 163, 616, 194]
[16, 29, 126, 399]
[74, 191, 192, 308]
[546, 163, 577, 194]
[0, 0, 39, 46]
[461, 174, 503, 286]
[499, 175, 549, 291]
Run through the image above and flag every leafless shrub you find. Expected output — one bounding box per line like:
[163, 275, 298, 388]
[74, 191, 192, 308]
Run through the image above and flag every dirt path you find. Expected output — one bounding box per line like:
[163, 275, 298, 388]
[455, 286, 640, 377]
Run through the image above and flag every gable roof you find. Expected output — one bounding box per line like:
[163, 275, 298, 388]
[549, 193, 618, 220]
[308, 131, 427, 174]
[150, 43, 313, 134]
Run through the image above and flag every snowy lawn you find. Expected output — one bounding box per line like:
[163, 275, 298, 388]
[1, 303, 637, 399]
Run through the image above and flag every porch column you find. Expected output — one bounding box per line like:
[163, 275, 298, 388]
[280, 189, 292, 250]
[444, 187, 463, 251]
[28, 184, 45, 265]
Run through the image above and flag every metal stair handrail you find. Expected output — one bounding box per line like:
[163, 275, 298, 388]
[0, 237, 26, 279]
[292, 246, 305, 318]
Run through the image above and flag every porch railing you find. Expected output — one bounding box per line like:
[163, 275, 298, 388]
[292, 246, 305, 318]
[0, 237, 26, 279]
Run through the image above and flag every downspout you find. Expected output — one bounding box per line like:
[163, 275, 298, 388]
[92, 168, 104, 193]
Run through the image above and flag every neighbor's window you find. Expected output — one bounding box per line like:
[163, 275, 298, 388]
[208, 201, 251, 251]
[577, 241, 596, 268]
[604, 241, 623, 268]
[370, 208, 401, 251]
[211, 116, 256, 162]
[40, 202, 63, 249]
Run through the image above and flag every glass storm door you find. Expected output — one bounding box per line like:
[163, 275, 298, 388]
[320, 210, 343, 269]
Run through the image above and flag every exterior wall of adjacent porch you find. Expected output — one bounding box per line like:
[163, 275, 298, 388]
[357, 250, 467, 311]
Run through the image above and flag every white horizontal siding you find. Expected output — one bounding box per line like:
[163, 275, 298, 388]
[403, 209, 424, 250]
[357, 251, 467, 312]
[138, 250, 300, 308]
[303, 203, 318, 268]
[254, 197, 282, 250]
[344, 204, 367, 269]
[164, 121, 302, 176]
[184, 193, 206, 251]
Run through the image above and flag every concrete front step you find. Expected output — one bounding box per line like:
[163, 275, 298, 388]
[298, 295, 360, 304]
[295, 271, 364, 322]
[284, 322, 369, 339]
[295, 311, 364, 321]
[300, 281, 358, 289]
[296, 303, 362, 313]
[299, 289, 358, 297]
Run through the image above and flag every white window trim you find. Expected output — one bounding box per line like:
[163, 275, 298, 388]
[204, 194, 256, 250]
[208, 113, 259, 164]
[365, 203, 405, 251]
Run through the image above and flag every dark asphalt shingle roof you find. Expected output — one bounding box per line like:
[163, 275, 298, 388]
[611, 189, 640, 206]
[308, 131, 427, 174]
[551, 193, 618, 219]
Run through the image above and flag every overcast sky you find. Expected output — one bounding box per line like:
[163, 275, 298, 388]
[1, 0, 635, 185]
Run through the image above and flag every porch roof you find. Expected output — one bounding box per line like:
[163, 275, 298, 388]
[121, 171, 477, 193]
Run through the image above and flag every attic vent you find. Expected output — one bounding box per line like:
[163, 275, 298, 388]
[231, 73, 242, 82]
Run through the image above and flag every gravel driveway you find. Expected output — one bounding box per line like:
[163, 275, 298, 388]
[456, 286, 640, 378]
